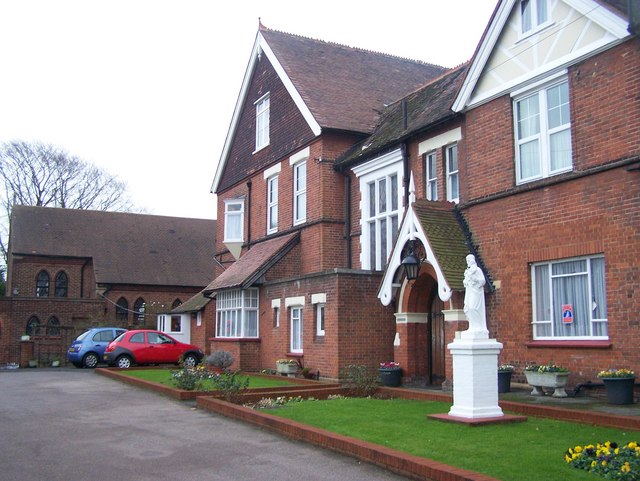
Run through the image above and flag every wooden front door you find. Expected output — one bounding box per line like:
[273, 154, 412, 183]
[428, 291, 446, 385]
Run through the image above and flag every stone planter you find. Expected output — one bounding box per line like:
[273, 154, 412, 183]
[379, 368, 402, 387]
[524, 371, 569, 398]
[498, 371, 512, 393]
[601, 377, 635, 405]
[276, 363, 298, 376]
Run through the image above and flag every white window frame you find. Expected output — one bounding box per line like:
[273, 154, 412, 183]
[266, 175, 278, 234]
[315, 303, 325, 336]
[290, 306, 303, 353]
[531, 255, 608, 340]
[215, 288, 259, 338]
[255, 93, 270, 152]
[425, 151, 437, 201]
[445, 143, 459, 203]
[311, 293, 326, 337]
[223, 199, 244, 243]
[514, 78, 572, 184]
[293, 160, 306, 225]
[272, 299, 281, 328]
[352, 149, 403, 271]
[519, 0, 550, 37]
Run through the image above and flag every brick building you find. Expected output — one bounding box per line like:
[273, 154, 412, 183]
[209, 0, 638, 385]
[1, 206, 216, 367]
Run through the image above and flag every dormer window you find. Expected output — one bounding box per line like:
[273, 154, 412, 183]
[255, 93, 270, 152]
[520, 0, 549, 35]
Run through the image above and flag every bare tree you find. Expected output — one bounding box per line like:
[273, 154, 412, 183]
[0, 140, 137, 262]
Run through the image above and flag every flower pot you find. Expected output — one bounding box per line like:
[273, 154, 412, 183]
[601, 377, 635, 405]
[498, 371, 512, 393]
[379, 368, 402, 387]
[51, 360, 60, 368]
[21, 335, 30, 341]
[524, 371, 569, 397]
[276, 363, 298, 376]
[28, 360, 38, 368]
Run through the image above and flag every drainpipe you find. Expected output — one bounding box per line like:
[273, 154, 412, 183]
[246, 181, 252, 249]
[344, 174, 352, 269]
[401, 142, 409, 208]
[80, 258, 90, 298]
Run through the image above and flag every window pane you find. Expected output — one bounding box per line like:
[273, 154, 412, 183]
[391, 214, 399, 246]
[591, 258, 607, 321]
[368, 182, 376, 217]
[521, 0, 532, 31]
[552, 270, 589, 337]
[378, 178, 387, 214]
[517, 95, 540, 138]
[390, 174, 398, 211]
[369, 221, 376, 270]
[537, 0, 548, 24]
[380, 218, 387, 267]
[547, 82, 570, 129]
[549, 130, 571, 171]
[519, 140, 541, 179]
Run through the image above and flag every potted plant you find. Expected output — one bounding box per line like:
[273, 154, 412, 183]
[524, 362, 569, 397]
[598, 368, 635, 405]
[498, 365, 514, 393]
[206, 350, 234, 373]
[379, 361, 402, 387]
[51, 359, 61, 368]
[276, 359, 299, 376]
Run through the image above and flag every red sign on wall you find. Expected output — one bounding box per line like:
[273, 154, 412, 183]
[562, 304, 574, 324]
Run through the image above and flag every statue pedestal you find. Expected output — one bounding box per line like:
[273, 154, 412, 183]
[447, 335, 504, 419]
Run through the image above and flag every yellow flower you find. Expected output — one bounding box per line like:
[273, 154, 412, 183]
[575, 446, 583, 453]
[621, 462, 631, 473]
[602, 460, 608, 467]
[591, 461, 597, 468]
[629, 442, 637, 449]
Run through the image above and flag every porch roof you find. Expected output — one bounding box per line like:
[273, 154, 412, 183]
[378, 199, 471, 306]
[203, 233, 300, 294]
[171, 291, 211, 314]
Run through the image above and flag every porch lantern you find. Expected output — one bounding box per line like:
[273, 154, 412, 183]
[401, 244, 421, 280]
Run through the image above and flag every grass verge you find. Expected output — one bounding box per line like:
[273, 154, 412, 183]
[266, 396, 638, 481]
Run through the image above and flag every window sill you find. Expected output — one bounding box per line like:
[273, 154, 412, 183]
[526, 340, 612, 349]
[211, 337, 261, 342]
[287, 352, 303, 358]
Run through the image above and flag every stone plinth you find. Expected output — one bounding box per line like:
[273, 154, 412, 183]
[447, 337, 504, 419]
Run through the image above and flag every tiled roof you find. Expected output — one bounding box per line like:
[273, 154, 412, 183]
[412, 200, 469, 290]
[335, 64, 468, 169]
[9, 205, 216, 287]
[261, 28, 448, 134]
[171, 291, 211, 314]
[203, 233, 299, 293]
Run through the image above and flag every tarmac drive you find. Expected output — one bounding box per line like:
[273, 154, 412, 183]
[0, 368, 410, 481]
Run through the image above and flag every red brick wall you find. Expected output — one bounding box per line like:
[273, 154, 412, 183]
[456, 39, 640, 384]
[217, 55, 317, 192]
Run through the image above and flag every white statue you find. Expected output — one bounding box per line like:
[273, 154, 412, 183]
[463, 254, 488, 337]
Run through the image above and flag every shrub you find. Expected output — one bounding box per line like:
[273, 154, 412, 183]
[206, 350, 235, 369]
[211, 370, 250, 403]
[342, 364, 380, 397]
[171, 365, 211, 391]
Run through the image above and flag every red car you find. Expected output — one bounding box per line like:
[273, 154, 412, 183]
[103, 330, 203, 369]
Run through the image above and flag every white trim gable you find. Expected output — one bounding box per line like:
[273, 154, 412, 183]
[452, 0, 630, 112]
[211, 31, 322, 194]
[378, 201, 453, 307]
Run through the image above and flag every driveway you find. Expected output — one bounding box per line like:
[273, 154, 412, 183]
[0, 369, 410, 481]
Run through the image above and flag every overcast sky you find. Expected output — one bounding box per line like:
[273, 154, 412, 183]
[0, 1, 497, 220]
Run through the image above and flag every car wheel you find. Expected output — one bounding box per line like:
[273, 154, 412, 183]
[82, 352, 99, 369]
[116, 355, 133, 369]
[183, 353, 198, 368]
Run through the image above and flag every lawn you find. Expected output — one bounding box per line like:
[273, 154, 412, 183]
[266, 397, 639, 481]
[120, 368, 297, 390]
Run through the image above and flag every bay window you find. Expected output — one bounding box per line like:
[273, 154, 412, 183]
[216, 288, 259, 338]
[532, 256, 607, 339]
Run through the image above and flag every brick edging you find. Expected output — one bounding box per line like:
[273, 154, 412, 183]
[197, 396, 499, 481]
